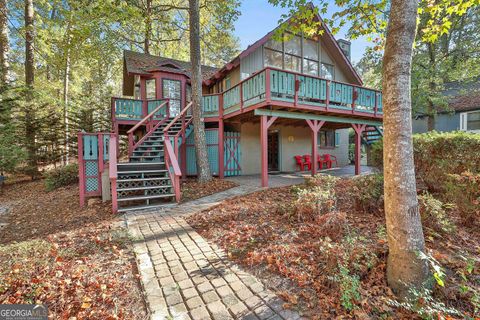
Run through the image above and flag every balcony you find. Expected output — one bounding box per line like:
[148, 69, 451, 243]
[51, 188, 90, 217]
[112, 67, 382, 123]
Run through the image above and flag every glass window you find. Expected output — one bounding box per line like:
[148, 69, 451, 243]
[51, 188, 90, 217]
[467, 111, 480, 130]
[264, 48, 283, 69]
[320, 63, 334, 80]
[265, 38, 283, 51]
[303, 59, 319, 76]
[134, 75, 141, 99]
[162, 79, 181, 116]
[284, 54, 301, 72]
[225, 77, 231, 90]
[186, 84, 191, 103]
[284, 34, 301, 56]
[303, 38, 318, 60]
[146, 79, 156, 99]
[318, 130, 336, 148]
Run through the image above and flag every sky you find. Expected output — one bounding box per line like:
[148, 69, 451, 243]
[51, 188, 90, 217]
[233, 0, 372, 64]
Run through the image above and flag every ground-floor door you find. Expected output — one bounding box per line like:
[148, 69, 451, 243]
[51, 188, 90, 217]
[268, 130, 279, 172]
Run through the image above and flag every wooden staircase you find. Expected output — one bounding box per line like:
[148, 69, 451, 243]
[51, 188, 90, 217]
[115, 115, 193, 212]
[362, 126, 383, 145]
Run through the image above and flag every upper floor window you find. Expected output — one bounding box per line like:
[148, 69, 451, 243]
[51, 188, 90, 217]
[134, 75, 141, 99]
[320, 63, 334, 80]
[263, 34, 334, 78]
[146, 79, 156, 99]
[264, 39, 283, 69]
[162, 79, 181, 116]
[225, 77, 231, 90]
[318, 129, 337, 148]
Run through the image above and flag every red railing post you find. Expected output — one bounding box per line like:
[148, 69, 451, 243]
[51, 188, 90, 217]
[325, 80, 330, 110]
[265, 68, 271, 104]
[109, 133, 118, 213]
[78, 133, 86, 207]
[240, 82, 244, 111]
[352, 87, 357, 114]
[218, 94, 225, 178]
[294, 75, 300, 106]
[128, 132, 134, 157]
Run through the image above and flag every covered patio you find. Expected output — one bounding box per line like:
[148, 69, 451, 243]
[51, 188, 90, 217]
[254, 109, 383, 187]
[226, 165, 378, 188]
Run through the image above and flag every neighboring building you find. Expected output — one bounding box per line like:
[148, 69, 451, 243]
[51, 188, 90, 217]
[413, 80, 480, 134]
[79, 5, 383, 212]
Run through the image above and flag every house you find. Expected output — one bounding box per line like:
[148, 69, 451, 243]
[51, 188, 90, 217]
[413, 79, 480, 133]
[78, 8, 383, 212]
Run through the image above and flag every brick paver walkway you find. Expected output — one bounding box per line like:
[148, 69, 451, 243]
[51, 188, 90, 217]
[126, 186, 303, 320]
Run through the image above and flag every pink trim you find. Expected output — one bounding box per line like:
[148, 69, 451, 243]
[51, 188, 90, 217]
[260, 115, 278, 187]
[351, 123, 367, 175]
[109, 134, 118, 213]
[78, 133, 86, 207]
[306, 119, 325, 176]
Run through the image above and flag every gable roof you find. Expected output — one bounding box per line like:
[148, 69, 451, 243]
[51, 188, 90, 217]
[204, 3, 363, 86]
[124, 50, 218, 79]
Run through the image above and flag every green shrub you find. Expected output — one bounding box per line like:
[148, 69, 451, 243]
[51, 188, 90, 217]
[418, 192, 455, 234]
[292, 175, 339, 221]
[351, 174, 384, 214]
[44, 164, 79, 191]
[370, 131, 480, 192]
[444, 171, 480, 220]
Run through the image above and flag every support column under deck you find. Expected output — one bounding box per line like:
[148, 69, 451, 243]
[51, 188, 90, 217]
[218, 119, 224, 179]
[260, 115, 277, 187]
[352, 124, 367, 175]
[306, 119, 325, 176]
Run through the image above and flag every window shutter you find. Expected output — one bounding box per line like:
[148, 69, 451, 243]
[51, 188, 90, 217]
[335, 132, 340, 147]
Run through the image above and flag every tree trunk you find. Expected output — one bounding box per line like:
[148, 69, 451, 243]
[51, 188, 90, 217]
[144, 0, 152, 54]
[189, 0, 212, 182]
[0, 0, 9, 89]
[63, 27, 71, 164]
[24, 0, 38, 178]
[382, 0, 429, 298]
[426, 43, 436, 131]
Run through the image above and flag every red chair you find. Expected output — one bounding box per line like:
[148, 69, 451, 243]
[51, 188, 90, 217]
[323, 154, 338, 169]
[317, 155, 329, 170]
[303, 155, 312, 170]
[294, 155, 306, 171]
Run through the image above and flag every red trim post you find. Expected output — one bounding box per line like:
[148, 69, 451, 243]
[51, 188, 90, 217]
[109, 133, 118, 213]
[352, 124, 367, 175]
[218, 95, 225, 178]
[260, 115, 278, 187]
[294, 75, 299, 106]
[306, 120, 325, 176]
[265, 68, 271, 103]
[78, 133, 86, 207]
[352, 87, 357, 113]
[325, 80, 330, 110]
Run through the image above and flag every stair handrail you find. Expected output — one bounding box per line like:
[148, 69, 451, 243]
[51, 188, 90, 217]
[109, 133, 119, 213]
[127, 100, 168, 134]
[163, 102, 193, 134]
[127, 100, 168, 156]
[164, 137, 181, 202]
[129, 114, 170, 156]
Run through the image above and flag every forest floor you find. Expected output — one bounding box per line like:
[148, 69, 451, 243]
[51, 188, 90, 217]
[0, 179, 148, 319]
[187, 176, 480, 319]
[181, 178, 238, 203]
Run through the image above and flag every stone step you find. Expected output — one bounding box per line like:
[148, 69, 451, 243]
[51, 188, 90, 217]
[118, 203, 169, 213]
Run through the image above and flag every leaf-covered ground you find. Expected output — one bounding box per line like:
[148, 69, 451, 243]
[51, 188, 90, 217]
[0, 180, 147, 319]
[181, 177, 238, 203]
[187, 176, 480, 319]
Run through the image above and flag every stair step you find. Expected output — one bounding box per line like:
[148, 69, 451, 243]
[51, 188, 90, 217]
[117, 169, 168, 175]
[117, 194, 174, 202]
[118, 203, 171, 213]
[117, 185, 172, 192]
[130, 156, 163, 159]
[117, 177, 170, 183]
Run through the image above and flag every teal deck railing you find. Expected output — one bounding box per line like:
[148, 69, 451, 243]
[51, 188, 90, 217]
[112, 98, 168, 121]
[202, 94, 221, 117]
[113, 68, 382, 124]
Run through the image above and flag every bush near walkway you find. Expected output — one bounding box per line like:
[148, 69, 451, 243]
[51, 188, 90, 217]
[371, 131, 480, 192]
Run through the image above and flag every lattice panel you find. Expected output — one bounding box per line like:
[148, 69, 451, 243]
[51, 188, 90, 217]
[147, 187, 172, 195]
[85, 161, 98, 176]
[86, 177, 99, 192]
[145, 179, 170, 187]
